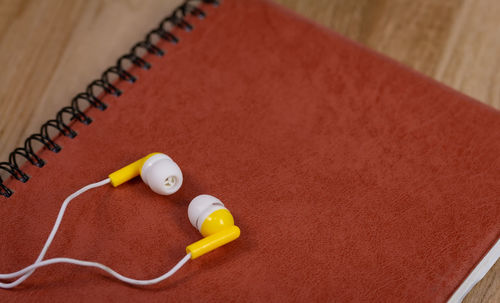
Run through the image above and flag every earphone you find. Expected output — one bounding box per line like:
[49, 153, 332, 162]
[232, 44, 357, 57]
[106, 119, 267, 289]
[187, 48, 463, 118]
[108, 152, 183, 194]
[186, 195, 241, 259]
[0, 153, 240, 289]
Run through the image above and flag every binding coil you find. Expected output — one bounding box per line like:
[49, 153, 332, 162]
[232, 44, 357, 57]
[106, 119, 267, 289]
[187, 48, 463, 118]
[0, 0, 219, 198]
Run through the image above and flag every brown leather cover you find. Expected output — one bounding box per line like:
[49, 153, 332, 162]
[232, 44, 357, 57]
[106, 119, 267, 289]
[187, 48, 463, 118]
[1, 0, 499, 302]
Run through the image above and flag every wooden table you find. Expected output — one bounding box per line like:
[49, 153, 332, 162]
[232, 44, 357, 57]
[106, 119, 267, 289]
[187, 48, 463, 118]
[0, 0, 498, 301]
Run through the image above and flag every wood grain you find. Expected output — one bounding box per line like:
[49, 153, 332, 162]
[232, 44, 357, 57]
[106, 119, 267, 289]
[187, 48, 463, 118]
[0, 0, 498, 301]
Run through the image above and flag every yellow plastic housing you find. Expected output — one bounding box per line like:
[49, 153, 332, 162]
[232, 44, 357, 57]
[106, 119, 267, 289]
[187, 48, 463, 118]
[108, 153, 159, 187]
[200, 209, 235, 237]
[186, 225, 240, 259]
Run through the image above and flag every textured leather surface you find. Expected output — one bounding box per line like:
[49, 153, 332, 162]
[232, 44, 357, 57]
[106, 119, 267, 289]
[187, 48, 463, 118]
[1, 0, 499, 302]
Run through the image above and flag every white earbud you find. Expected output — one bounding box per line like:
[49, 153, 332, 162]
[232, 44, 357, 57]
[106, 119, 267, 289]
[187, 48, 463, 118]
[188, 194, 226, 231]
[140, 154, 183, 195]
[108, 152, 183, 195]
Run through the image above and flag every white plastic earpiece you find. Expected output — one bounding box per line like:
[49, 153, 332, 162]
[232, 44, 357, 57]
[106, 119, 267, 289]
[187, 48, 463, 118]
[140, 154, 183, 195]
[188, 194, 226, 231]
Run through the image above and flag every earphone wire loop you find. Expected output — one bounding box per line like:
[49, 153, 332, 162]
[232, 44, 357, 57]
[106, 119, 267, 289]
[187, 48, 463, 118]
[0, 178, 191, 289]
[0, 178, 111, 288]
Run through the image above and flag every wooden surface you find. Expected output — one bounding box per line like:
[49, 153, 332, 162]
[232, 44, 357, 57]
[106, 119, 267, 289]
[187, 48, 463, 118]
[0, 0, 498, 301]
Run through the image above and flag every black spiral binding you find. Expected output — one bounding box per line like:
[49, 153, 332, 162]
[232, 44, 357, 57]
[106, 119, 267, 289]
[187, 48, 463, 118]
[0, 0, 219, 198]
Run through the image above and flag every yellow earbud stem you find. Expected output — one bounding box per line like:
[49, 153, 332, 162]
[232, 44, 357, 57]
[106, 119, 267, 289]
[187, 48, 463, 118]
[186, 225, 240, 259]
[108, 153, 159, 187]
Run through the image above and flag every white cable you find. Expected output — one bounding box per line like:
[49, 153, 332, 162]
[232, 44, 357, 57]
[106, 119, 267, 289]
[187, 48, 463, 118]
[0, 254, 191, 288]
[0, 178, 191, 288]
[0, 178, 111, 287]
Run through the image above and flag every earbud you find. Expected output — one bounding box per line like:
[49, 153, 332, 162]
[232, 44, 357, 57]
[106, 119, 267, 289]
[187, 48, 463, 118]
[139, 154, 183, 195]
[108, 153, 183, 195]
[186, 195, 240, 259]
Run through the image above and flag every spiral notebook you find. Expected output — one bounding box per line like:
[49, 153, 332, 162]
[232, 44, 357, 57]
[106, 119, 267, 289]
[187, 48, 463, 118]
[1, 0, 499, 302]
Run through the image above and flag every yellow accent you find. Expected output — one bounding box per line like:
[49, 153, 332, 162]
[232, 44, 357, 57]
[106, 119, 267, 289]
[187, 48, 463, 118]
[200, 209, 235, 237]
[108, 153, 160, 187]
[186, 225, 240, 259]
